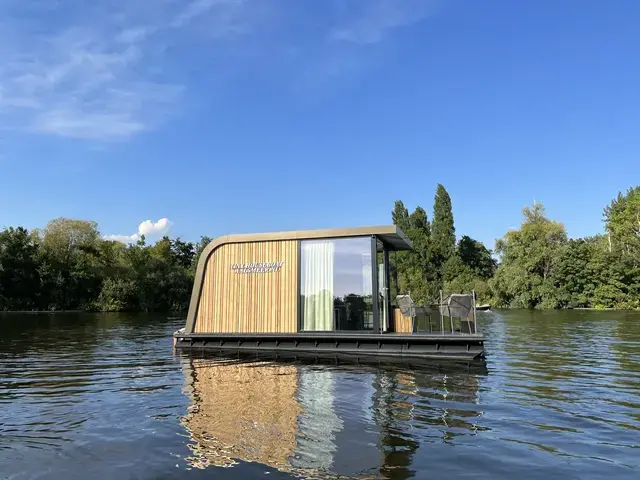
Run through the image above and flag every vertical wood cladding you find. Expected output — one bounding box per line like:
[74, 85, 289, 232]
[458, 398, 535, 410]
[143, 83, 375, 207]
[393, 308, 414, 333]
[195, 240, 298, 333]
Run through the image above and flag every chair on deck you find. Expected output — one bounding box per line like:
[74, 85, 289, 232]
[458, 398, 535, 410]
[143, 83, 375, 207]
[439, 293, 477, 334]
[395, 295, 436, 333]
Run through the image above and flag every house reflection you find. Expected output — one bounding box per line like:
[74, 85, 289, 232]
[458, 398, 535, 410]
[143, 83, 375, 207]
[180, 355, 486, 477]
[180, 358, 302, 471]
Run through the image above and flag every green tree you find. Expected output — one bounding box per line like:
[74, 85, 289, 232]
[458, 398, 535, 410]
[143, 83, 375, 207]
[490, 203, 567, 308]
[431, 184, 456, 267]
[590, 245, 640, 309]
[441, 236, 495, 303]
[457, 235, 496, 278]
[97, 277, 137, 312]
[391, 201, 410, 231]
[390, 201, 410, 299]
[38, 218, 103, 310]
[549, 237, 602, 308]
[192, 236, 212, 276]
[604, 186, 640, 257]
[390, 201, 439, 304]
[0, 227, 42, 310]
[0, 217, 206, 313]
[401, 206, 433, 303]
[97, 237, 149, 311]
[444, 269, 492, 304]
[171, 238, 196, 269]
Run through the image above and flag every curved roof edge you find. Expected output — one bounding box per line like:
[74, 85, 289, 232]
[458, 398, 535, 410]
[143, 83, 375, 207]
[184, 225, 412, 333]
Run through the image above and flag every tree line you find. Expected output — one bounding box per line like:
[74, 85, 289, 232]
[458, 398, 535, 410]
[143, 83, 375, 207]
[389, 184, 497, 306]
[390, 184, 640, 310]
[0, 218, 210, 312]
[1, 185, 638, 311]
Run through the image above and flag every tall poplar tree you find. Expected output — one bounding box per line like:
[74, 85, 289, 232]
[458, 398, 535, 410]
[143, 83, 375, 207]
[431, 184, 456, 284]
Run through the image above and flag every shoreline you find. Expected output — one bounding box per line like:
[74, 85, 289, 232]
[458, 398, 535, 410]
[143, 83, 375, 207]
[0, 310, 185, 315]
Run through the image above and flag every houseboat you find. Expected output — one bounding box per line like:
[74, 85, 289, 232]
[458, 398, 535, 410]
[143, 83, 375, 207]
[173, 226, 485, 360]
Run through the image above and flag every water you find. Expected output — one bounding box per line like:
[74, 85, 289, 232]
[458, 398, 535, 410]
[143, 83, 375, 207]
[0, 311, 638, 479]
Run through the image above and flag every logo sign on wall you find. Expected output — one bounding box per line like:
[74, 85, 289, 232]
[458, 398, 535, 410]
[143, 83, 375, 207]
[231, 261, 285, 274]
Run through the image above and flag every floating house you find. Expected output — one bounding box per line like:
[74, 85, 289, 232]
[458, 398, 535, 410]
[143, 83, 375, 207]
[174, 226, 484, 360]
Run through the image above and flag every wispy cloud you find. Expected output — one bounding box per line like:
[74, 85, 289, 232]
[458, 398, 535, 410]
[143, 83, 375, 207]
[0, 0, 249, 141]
[329, 0, 434, 45]
[0, 0, 434, 142]
[105, 218, 173, 243]
[172, 0, 251, 32]
[296, 0, 435, 91]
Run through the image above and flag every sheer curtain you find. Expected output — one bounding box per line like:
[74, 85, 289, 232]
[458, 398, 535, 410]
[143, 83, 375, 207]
[302, 240, 334, 331]
[378, 263, 387, 331]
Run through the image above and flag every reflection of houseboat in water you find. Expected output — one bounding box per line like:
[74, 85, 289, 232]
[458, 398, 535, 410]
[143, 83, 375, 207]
[179, 353, 487, 477]
[174, 226, 485, 360]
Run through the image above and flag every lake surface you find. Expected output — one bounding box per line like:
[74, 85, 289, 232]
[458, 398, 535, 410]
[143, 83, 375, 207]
[0, 311, 638, 479]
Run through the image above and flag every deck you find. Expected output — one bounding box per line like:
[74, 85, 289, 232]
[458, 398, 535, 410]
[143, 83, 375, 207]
[174, 331, 485, 361]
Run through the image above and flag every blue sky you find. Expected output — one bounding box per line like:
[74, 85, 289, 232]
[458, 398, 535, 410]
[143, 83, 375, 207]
[1, 0, 638, 248]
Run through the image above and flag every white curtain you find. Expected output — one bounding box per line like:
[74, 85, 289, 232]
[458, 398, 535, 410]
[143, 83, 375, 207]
[302, 240, 334, 331]
[378, 263, 387, 331]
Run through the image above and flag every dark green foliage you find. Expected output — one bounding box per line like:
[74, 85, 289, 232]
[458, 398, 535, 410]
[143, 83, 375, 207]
[392, 185, 640, 310]
[193, 236, 213, 271]
[491, 198, 640, 310]
[441, 236, 496, 304]
[389, 201, 410, 300]
[391, 186, 494, 305]
[604, 186, 640, 257]
[431, 184, 456, 267]
[457, 235, 496, 279]
[96, 235, 196, 312]
[490, 204, 567, 308]
[390, 202, 435, 304]
[391, 201, 410, 231]
[0, 227, 41, 310]
[0, 218, 208, 312]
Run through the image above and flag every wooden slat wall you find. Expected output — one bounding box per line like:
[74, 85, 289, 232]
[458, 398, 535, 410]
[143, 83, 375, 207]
[393, 308, 414, 333]
[195, 240, 298, 333]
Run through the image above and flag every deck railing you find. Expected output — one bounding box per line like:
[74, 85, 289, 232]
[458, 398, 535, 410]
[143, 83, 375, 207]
[394, 291, 479, 335]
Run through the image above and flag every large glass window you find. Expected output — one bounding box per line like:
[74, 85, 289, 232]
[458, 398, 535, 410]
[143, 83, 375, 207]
[300, 237, 374, 331]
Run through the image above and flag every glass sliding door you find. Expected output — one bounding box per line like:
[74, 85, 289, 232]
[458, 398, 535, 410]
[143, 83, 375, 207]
[300, 237, 375, 332]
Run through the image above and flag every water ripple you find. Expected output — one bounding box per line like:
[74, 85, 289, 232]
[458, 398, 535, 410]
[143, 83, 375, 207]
[0, 311, 639, 479]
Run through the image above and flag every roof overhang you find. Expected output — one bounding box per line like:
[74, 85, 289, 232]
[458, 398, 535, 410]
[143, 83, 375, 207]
[210, 225, 413, 251]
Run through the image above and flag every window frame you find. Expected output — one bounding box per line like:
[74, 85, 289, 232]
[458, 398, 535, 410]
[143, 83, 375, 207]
[296, 235, 389, 334]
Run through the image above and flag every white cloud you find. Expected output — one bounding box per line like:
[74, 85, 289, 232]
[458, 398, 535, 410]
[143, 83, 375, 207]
[138, 218, 173, 237]
[105, 218, 173, 244]
[104, 234, 139, 244]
